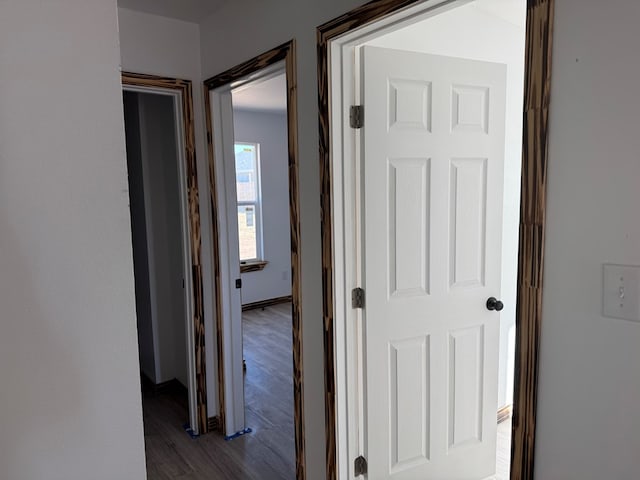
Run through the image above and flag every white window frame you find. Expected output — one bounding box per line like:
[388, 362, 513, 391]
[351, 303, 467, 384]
[234, 141, 263, 262]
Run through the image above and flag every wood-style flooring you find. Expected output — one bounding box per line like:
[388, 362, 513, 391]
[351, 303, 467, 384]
[142, 303, 296, 479]
[142, 302, 512, 479]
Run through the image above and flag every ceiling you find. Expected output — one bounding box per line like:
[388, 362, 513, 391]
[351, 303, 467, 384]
[232, 74, 288, 113]
[117, 0, 229, 22]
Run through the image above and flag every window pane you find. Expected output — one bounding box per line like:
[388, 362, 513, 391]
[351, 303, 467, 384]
[235, 143, 257, 203]
[238, 205, 257, 261]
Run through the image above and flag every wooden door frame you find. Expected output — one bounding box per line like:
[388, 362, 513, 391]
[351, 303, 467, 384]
[317, 0, 554, 478]
[121, 72, 209, 435]
[203, 40, 306, 479]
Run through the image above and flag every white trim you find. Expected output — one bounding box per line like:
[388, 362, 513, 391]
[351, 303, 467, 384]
[172, 93, 199, 435]
[229, 61, 286, 93]
[122, 84, 200, 434]
[326, 1, 471, 477]
[210, 88, 247, 435]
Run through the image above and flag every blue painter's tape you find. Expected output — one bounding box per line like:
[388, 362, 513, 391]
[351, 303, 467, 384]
[224, 427, 253, 441]
[183, 423, 199, 439]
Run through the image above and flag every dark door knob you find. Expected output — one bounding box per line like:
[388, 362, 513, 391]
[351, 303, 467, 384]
[486, 297, 504, 311]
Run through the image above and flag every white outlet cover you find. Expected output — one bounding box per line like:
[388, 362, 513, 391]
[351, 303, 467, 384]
[603, 264, 640, 322]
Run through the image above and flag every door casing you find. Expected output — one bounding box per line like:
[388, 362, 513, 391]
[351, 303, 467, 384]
[317, 0, 555, 478]
[122, 73, 208, 435]
[203, 40, 306, 480]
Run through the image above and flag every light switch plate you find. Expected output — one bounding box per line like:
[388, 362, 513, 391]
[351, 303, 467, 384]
[603, 264, 640, 322]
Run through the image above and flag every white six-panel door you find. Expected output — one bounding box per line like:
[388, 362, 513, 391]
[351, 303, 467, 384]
[362, 46, 506, 479]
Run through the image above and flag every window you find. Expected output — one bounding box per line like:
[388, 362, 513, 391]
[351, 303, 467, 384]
[234, 142, 262, 261]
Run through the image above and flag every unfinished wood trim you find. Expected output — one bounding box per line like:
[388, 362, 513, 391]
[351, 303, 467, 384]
[317, 1, 554, 479]
[511, 1, 554, 479]
[203, 42, 291, 90]
[207, 416, 221, 432]
[203, 85, 227, 435]
[122, 72, 209, 435]
[240, 260, 268, 273]
[316, 27, 337, 480]
[318, 0, 419, 41]
[284, 45, 306, 480]
[203, 40, 306, 480]
[242, 295, 293, 312]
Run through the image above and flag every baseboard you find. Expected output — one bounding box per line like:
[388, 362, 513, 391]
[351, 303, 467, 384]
[497, 404, 512, 424]
[141, 374, 187, 396]
[242, 295, 292, 312]
[208, 416, 221, 432]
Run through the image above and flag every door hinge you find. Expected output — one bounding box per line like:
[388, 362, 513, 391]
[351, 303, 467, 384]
[235, 278, 242, 289]
[352, 287, 365, 309]
[354, 455, 368, 476]
[350, 105, 364, 129]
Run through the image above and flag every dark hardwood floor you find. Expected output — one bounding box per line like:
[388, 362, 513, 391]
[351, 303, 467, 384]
[142, 303, 296, 479]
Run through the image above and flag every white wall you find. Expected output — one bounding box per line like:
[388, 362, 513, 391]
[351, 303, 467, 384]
[137, 92, 188, 385]
[535, 1, 640, 478]
[367, 0, 525, 409]
[233, 109, 292, 305]
[199, 1, 365, 475]
[0, 0, 146, 478]
[118, 7, 218, 413]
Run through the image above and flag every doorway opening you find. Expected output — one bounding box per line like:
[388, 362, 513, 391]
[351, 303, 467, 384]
[122, 74, 208, 465]
[233, 71, 296, 476]
[204, 41, 305, 479]
[318, 0, 554, 479]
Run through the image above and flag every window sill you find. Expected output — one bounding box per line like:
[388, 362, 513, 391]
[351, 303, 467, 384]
[240, 260, 268, 273]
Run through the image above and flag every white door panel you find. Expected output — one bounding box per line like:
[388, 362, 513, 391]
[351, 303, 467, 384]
[362, 46, 506, 479]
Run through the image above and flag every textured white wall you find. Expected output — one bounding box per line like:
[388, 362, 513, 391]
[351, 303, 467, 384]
[535, 1, 640, 477]
[118, 7, 219, 414]
[0, 0, 146, 478]
[233, 109, 292, 305]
